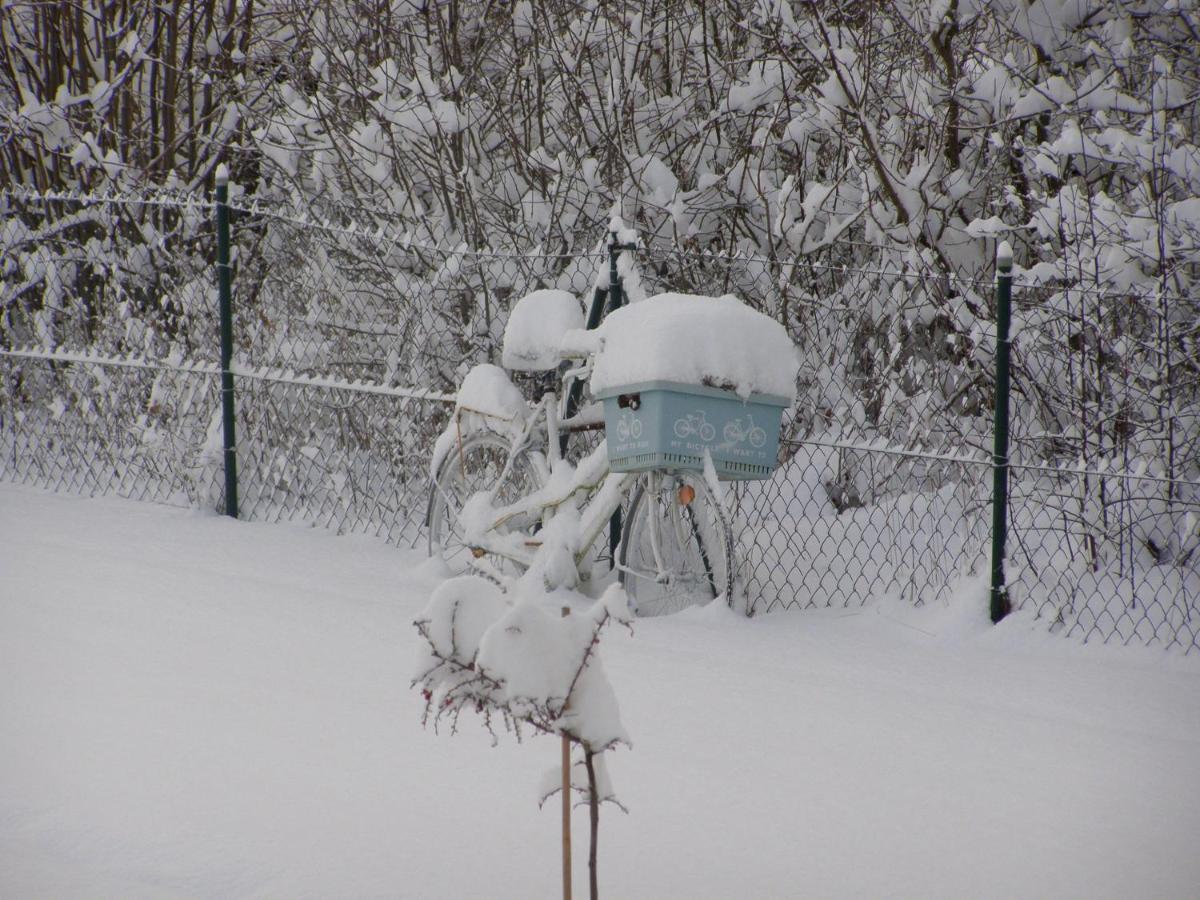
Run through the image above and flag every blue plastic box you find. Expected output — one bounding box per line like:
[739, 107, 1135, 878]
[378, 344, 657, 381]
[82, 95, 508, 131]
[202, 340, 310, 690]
[595, 381, 788, 480]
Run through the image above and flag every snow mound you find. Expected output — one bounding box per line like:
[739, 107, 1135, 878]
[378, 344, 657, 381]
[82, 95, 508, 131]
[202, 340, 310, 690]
[501, 289, 584, 371]
[415, 575, 510, 676]
[430, 364, 527, 477]
[453, 363, 526, 422]
[586, 293, 798, 401]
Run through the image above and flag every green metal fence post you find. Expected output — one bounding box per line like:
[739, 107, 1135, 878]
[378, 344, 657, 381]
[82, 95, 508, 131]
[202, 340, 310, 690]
[605, 230, 637, 313]
[990, 241, 1014, 622]
[605, 233, 625, 560]
[607, 230, 623, 313]
[215, 164, 239, 518]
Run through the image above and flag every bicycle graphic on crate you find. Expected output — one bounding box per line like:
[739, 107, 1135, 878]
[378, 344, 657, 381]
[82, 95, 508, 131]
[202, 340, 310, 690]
[672, 411, 716, 441]
[723, 414, 767, 448]
[614, 412, 643, 443]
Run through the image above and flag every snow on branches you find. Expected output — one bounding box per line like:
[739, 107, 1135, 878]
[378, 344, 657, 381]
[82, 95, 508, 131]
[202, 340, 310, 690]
[413, 578, 632, 754]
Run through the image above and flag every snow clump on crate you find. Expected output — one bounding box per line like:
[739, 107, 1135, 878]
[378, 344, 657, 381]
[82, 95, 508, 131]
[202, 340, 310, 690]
[583, 292, 799, 400]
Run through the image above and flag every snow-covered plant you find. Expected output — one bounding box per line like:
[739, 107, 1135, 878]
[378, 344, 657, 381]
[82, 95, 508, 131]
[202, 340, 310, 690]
[414, 578, 630, 748]
[413, 577, 631, 897]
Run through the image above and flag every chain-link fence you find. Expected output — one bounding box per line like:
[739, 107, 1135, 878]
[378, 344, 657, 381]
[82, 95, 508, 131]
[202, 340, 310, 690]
[1004, 285, 1200, 649]
[1, 189, 226, 512]
[634, 245, 1200, 650]
[2, 188, 1197, 651]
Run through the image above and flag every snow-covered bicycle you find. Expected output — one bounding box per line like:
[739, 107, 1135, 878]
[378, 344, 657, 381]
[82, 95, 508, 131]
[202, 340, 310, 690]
[426, 291, 737, 617]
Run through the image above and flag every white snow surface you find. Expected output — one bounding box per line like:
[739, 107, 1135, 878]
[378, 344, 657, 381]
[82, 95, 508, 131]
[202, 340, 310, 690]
[2, 484, 1199, 899]
[585, 292, 799, 400]
[501, 288, 584, 371]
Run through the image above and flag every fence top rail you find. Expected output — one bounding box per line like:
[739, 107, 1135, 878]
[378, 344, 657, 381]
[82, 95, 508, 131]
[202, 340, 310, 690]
[221, 197, 609, 263]
[785, 435, 993, 470]
[1007, 458, 1200, 490]
[3, 187, 1195, 305]
[0, 345, 220, 376]
[787, 434, 1200, 491]
[2, 186, 214, 212]
[0, 347, 456, 404]
[228, 362, 456, 404]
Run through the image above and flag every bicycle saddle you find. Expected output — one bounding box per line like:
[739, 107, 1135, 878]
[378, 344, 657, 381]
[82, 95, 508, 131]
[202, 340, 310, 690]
[502, 289, 585, 372]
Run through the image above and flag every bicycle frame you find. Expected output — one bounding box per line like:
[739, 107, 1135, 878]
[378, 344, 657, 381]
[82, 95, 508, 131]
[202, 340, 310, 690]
[447, 381, 635, 580]
[435, 363, 708, 597]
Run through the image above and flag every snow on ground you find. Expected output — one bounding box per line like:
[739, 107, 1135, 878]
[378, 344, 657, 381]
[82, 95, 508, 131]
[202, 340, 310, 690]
[2, 483, 1198, 899]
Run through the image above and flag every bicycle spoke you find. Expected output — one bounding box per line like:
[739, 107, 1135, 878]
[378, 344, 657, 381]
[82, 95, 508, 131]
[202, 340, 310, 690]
[618, 470, 735, 616]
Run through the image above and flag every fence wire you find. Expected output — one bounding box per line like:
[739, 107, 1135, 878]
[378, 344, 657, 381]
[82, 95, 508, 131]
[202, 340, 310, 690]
[1004, 285, 1200, 651]
[1, 189, 1196, 651]
[0, 351, 224, 509]
[233, 377, 449, 546]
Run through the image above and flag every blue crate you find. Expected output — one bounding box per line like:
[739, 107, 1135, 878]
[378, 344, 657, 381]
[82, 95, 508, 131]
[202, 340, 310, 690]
[595, 380, 788, 480]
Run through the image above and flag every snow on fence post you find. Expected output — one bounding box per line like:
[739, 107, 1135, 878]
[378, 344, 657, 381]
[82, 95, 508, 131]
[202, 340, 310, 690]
[990, 242, 1014, 623]
[215, 164, 239, 518]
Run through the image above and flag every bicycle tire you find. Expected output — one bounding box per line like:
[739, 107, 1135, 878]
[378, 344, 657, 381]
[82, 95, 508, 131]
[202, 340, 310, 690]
[427, 429, 542, 570]
[617, 471, 736, 617]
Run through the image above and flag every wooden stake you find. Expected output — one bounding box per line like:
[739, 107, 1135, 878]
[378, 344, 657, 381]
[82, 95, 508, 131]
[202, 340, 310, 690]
[561, 606, 572, 900]
[562, 732, 572, 900]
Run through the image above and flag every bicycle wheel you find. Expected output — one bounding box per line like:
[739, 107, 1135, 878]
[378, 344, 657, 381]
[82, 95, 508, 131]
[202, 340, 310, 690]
[618, 470, 736, 617]
[427, 429, 542, 570]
